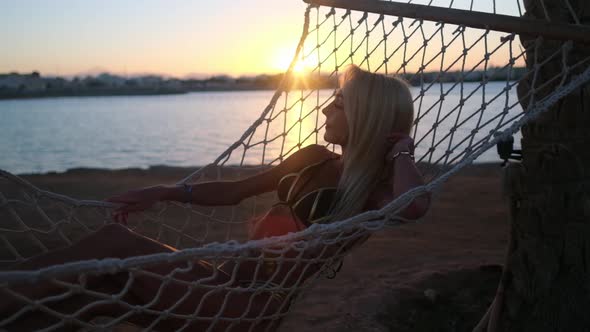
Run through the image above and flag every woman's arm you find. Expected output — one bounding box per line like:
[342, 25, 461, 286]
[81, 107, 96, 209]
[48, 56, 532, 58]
[167, 144, 332, 205]
[106, 144, 332, 217]
[388, 134, 431, 220]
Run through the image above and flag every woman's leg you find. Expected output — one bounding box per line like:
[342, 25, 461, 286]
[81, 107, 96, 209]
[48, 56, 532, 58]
[1, 223, 286, 331]
[2, 223, 181, 309]
[1, 224, 218, 330]
[11, 223, 178, 271]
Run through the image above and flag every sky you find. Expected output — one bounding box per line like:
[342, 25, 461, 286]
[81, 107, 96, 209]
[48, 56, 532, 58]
[0, 0, 524, 78]
[0, 0, 307, 78]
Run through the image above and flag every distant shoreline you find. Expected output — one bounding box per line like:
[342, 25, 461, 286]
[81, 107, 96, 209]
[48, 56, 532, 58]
[1, 68, 526, 101]
[0, 86, 284, 100]
[0, 80, 517, 100]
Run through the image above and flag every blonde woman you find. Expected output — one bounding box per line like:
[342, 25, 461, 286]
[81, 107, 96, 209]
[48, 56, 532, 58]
[2, 65, 429, 331]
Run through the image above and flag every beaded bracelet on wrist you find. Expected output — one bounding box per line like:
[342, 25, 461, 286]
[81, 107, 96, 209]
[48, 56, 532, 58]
[178, 183, 193, 203]
[389, 150, 415, 162]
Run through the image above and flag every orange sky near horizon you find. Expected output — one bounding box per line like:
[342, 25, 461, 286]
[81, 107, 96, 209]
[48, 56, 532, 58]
[0, 1, 526, 78]
[0, 0, 308, 78]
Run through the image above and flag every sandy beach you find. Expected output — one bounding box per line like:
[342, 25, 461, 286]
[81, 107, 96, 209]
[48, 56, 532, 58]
[13, 163, 509, 331]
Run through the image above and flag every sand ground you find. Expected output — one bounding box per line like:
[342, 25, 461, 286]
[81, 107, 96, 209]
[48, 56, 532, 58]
[11, 163, 509, 331]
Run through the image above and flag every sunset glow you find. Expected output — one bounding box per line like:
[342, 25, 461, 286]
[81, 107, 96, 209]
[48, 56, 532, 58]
[0, 0, 307, 77]
[0, 0, 526, 78]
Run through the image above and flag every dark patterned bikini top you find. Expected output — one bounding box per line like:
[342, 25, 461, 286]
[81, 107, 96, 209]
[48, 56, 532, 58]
[274, 156, 339, 226]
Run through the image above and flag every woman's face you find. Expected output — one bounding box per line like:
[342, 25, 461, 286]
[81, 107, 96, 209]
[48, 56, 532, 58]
[322, 89, 349, 146]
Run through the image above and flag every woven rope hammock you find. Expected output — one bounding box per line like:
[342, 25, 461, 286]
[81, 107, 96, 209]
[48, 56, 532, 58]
[1, 0, 590, 330]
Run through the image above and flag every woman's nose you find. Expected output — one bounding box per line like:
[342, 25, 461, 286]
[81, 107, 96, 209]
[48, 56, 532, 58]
[322, 102, 332, 115]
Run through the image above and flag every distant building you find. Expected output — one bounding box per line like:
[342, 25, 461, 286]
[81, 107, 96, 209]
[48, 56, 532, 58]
[136, 75, 163, 87]
[45, 77, 68, 90]
[163, 79, 182, 89]
[0, 72, 46, 92]
[96, 73, 126, 87]
[0, 73, 24, 89]
[205, 75, 235, 88]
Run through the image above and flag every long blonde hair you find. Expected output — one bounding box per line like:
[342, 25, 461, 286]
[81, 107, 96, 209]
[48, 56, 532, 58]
[329, 65, 414, 222]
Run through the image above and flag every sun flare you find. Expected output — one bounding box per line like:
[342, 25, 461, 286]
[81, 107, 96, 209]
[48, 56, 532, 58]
[274, 48, 313, 75]
[292, 60, 305, 73]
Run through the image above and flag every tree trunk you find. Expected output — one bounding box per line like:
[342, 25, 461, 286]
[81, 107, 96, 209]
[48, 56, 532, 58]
[502, 0, 590, 331]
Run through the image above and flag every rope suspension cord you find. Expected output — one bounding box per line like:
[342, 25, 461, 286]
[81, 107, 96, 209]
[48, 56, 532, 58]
[305, 0, 590, 43]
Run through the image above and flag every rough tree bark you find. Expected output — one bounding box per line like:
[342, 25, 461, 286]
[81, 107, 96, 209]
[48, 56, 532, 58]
[500, 0, 590, 331]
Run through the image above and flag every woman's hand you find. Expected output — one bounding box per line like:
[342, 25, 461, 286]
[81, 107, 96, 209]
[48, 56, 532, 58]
[105, 185, 167, 224]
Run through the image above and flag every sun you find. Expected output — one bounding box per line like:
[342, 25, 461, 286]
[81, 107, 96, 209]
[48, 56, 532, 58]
[274, 48, 308, 74]
[292, 59, 306, 74]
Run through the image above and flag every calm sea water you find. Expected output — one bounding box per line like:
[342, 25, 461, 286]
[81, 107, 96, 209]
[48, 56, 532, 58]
[0, 83, 521, 174]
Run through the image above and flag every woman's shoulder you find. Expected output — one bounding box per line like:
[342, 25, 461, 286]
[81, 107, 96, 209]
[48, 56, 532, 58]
[289, 144, 340, 168]
[292, 144, 338, 163]
[271, 145, 338, 182]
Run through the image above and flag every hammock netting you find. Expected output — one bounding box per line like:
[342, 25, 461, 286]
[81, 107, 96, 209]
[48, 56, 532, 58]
[1, 0, 589, 330]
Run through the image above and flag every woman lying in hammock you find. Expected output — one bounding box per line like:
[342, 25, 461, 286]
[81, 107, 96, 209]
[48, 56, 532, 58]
[1, 65, 430, 331]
